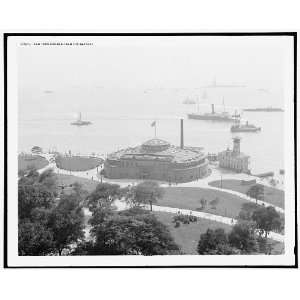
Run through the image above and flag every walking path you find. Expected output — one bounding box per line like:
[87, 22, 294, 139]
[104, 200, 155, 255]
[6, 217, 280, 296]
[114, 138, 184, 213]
[37, 152, 285, 243]
[112, 200, 284, 242]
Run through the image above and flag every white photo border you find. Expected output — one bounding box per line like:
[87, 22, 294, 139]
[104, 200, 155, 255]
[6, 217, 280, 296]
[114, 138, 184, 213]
[4, 32, 298, 268]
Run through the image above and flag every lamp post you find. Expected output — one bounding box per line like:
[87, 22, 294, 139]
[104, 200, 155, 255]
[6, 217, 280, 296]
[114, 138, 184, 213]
[220, 174, 223, 189]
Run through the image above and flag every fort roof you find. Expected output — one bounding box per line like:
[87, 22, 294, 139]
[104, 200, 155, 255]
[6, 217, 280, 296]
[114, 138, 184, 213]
[107, 138, 206, 164]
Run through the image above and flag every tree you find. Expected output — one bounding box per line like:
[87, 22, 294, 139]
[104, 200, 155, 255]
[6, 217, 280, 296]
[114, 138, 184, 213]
[247, 184, 264, 205]
[18, 184, 54, 220]
[126, 180, 164, 211]
[252, 206, 282, 238]
[199, 197, 207, 210]
[87, 183, 121, 212]
[197, 228, 238, 255]
[71, 182, 88, 203]
[18, 169, 86, 256]
[47, 193, 85, 255]
[238, 202, 258, 221]
[37, 168, 57, 195]
[209, 197, 220, 210]
[73, 209, 180, 255]
[18, 220, 54, 255]
[228, 220, 258, 253]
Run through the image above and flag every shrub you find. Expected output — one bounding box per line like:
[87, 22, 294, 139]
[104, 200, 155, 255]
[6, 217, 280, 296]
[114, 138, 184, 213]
[175, 221, 180, 228]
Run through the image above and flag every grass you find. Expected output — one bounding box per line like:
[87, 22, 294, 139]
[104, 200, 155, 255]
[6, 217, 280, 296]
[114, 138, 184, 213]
[154, 211, 284, 255]
[208, 179, 284, 209]
[154, 211, 232, 254]
[18, 154, 48, 171]
[55, 155, 103, 172]
[159, 187, 253, 219]
[56, 174, 99, 194]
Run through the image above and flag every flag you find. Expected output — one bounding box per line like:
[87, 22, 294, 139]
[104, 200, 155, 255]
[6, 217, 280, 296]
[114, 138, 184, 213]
[151, 121, 156, 127]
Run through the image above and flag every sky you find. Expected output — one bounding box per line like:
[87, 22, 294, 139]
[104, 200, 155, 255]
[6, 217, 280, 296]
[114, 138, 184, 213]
[18, 35, 292, 92]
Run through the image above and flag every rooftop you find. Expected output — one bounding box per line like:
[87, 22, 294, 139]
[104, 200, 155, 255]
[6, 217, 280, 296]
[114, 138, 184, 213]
[107, 138, 206, 164]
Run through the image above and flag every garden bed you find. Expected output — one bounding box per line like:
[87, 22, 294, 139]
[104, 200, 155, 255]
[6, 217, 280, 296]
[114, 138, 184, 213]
[18, 154, 49, 171]
[55, 155, 103, 172]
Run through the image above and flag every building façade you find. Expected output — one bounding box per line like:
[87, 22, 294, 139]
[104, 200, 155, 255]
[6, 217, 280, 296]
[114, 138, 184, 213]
[218, 137, 250, 173]
[103, 120, 209, 183]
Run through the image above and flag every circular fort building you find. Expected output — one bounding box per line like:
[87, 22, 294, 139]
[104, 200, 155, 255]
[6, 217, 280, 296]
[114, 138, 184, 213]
[104, 138, 209, 183]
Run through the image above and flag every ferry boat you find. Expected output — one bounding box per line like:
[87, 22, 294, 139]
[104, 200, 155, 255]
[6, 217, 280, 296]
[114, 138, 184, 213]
[71, 112, 92, 126]
[188, 104, 239, 122]
[231, 121, 261, 132]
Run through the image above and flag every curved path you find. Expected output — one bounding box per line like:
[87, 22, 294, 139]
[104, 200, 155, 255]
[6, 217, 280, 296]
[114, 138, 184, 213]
[39, 153, 284, 214]
[113, 200, 284, 243]
[37, 153, 284, 243]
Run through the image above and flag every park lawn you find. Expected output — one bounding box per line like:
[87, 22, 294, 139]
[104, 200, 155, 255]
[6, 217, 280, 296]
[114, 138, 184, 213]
[56, 174, 99, 194]
[208, 179, 284, 209]
[55, 155, 103, 172]
[153, 211, 232, 254]
[158, 187, 252, 219]
[18, 154, 48, 171]
[154, 211, 284, 255]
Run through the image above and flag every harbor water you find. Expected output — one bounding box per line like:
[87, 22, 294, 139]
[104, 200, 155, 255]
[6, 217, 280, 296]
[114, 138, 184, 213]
[18, 86, 285, 175]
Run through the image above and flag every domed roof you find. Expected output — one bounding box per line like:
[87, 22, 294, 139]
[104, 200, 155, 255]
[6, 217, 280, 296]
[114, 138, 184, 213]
[142, 138, 170, 152]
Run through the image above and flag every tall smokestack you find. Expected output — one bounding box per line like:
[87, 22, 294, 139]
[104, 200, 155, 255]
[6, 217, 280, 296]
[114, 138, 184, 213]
[211, 104, 215, 114]
[180, 118, 184, 149]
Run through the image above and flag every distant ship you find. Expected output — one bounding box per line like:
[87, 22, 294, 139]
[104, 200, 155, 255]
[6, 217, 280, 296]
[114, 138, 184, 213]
[188, 104, 240, 122]
[243, 107, 284, 112]
[71, 112, 92, 126]
[203, 77, 246, 88]
[183, 97, 196, 104]
[44, 90, 54, 94]
[231, 121, 261, 132]
[256, 88, 270, 93]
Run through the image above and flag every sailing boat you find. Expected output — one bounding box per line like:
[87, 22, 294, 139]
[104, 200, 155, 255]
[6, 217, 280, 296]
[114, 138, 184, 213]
[70, 112, 92, 126]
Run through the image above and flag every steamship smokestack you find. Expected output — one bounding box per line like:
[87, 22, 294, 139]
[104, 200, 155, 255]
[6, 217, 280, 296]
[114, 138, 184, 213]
[180, 118, 184, 149]
[211, 104, 215, 114]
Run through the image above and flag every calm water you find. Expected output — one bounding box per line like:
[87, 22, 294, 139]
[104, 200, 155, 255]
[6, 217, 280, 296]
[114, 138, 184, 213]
[18, 87, 284, 174]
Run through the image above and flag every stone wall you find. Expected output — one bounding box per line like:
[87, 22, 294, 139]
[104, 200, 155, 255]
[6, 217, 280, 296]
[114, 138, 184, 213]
[104, 159, 209, 183]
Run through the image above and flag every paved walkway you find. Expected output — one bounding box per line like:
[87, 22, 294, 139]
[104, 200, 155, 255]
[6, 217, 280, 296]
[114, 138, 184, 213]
[113, 200, 284, 243]
[37, 152, 285, 243]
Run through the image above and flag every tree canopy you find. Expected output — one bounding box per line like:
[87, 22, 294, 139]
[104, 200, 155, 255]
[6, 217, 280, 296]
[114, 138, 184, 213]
[125, 180, 164, 211]
[74, 208, 180, 255]
[87, 182, 122, 212]
[197, 228, 238, 255]
[247, 184, 264, 204]
[228, 221, 258, 253]
[252, 206, 282, 238]
[18, 168, 85, 256]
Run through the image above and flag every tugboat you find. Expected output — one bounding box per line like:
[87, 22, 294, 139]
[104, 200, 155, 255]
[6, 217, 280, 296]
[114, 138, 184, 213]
[188, 103, 240, 122]
[71, 112, 92, 126]
[231, 121, 261, 132]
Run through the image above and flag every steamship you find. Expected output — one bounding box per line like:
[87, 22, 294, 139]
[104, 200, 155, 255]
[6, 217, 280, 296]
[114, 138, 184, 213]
[188, 104, 240, 122]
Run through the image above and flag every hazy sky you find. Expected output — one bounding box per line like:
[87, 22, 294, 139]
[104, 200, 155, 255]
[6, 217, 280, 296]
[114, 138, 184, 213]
[18, 36, 292, 91]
